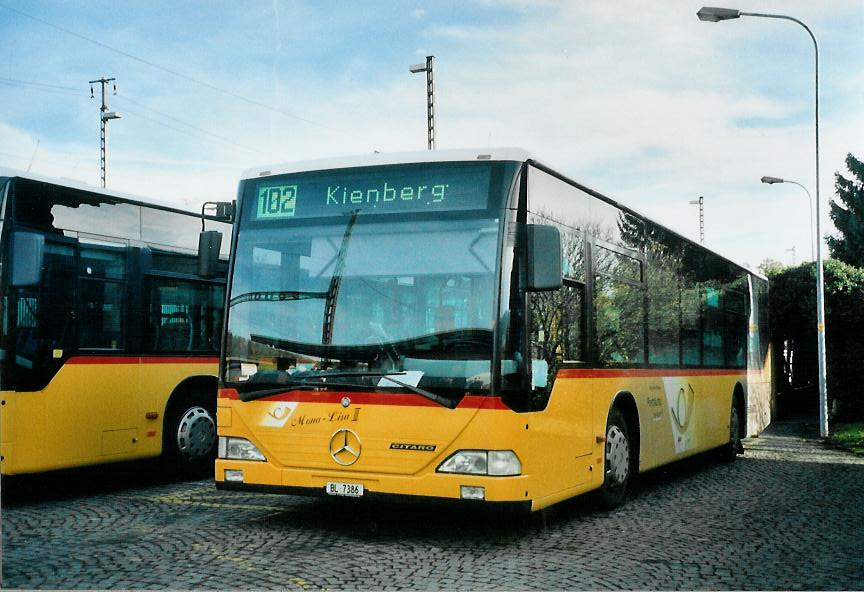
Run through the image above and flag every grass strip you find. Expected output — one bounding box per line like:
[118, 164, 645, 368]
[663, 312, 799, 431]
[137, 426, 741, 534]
[830, 422, 864, 455]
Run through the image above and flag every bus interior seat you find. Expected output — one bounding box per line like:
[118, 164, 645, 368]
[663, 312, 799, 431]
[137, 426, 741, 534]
[154, 312, 193, 351]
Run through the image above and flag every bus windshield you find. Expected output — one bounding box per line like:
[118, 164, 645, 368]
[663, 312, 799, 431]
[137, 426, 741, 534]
[225, 161, 518, 402]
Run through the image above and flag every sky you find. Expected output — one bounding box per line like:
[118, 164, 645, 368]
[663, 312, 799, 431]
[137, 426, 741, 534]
[1, 0, 862, 269]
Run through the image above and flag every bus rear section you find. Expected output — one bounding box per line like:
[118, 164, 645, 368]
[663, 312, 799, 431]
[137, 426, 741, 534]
[215, 150, 771, 511]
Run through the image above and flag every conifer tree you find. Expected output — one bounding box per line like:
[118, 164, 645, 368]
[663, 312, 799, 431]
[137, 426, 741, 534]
[827, 153, 864, 267]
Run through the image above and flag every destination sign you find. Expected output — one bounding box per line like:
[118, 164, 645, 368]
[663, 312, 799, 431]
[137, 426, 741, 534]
[251, 163, 493, 221]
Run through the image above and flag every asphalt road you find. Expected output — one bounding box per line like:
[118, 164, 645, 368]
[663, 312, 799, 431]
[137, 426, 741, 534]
[2, 417, 863, 590]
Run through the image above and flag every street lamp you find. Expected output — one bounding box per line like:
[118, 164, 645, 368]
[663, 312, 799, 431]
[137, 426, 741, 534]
[688, 196, 705, 244]
[698, 6, 829, 437]
[760, 176, 815, 261]
[409, 56, 435, 150]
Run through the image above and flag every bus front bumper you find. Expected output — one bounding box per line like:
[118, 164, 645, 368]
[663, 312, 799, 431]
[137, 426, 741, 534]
[215, 479, 532, 512]
[214, 459, 534, 511]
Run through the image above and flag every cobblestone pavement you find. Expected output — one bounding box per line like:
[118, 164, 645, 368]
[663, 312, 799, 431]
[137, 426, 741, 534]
[2, 417, 863, 590]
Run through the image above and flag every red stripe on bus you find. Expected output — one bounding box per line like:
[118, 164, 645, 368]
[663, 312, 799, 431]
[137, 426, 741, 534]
[140, 357, 219, 364]
[556, 368, 747, 379]
[66, 356, 219, 365]
[218, 388, 509, 410]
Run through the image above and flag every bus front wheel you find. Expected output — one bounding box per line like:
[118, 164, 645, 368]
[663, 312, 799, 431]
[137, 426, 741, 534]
[163, 396, 217, 477]
[597, 407, 631, 509]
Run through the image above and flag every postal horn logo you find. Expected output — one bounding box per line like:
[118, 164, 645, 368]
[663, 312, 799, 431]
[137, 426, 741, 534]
[329, 428, 362, 466]
[671, 384, 695, 432]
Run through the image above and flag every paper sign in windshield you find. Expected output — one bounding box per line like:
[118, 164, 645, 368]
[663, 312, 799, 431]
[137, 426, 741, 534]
[377, 371, 424, 388]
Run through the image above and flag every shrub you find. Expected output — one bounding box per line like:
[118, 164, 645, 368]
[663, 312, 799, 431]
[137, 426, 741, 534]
[769, 259, 864, 421]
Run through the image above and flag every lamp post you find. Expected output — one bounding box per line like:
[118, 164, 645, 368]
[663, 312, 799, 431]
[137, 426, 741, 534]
[688, 196, 705, 244]
[698, 6, 828, 437]
[409, 56, 435, 150]
[761, 176, 815, 261]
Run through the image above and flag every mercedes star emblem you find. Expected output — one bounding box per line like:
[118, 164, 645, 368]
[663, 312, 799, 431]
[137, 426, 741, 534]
[329, 428, 362, 466]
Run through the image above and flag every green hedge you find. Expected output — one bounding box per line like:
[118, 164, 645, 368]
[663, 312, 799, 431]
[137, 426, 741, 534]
[769, 259, 864, 421]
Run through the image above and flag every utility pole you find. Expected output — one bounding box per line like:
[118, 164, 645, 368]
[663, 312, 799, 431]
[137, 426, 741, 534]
[786, 245, 796, 266]
[89, 77, 121, 187]
[409, 56, 435, 149]
[689, 196, 705, 244]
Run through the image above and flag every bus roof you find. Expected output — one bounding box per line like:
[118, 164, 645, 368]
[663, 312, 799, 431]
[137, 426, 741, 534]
[241, 149, 765, 280]
[240, 148, 534, 180]
[0, 166, 205, 219]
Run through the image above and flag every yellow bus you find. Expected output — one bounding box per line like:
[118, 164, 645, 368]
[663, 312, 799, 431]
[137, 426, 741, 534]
[0, 170, 232, 475]
[215, 149, 771, 511]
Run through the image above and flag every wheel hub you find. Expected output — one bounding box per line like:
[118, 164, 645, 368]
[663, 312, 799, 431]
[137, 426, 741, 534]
[176, 406, 216, 461]
[605, 425, 630, 485]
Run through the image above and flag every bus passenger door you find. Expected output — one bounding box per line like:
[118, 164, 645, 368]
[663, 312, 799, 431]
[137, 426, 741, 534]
[48, 240, 141, 462]
[12, 237, 78, 470]
[527, 283, 593, 488]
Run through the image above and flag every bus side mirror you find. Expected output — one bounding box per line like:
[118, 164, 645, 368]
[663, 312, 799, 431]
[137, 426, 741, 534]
[526, 224, 562, 292]
[202, 200, 235, 223]
[197, 230, 223, 278]
[11, 231, 45, 287]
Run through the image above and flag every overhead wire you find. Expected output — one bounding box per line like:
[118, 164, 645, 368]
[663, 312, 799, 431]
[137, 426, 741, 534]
[0, 77, 82, 93]
[0, 76, 267, 156]
[112, 98, 268, 156]
[0, 2, 357, 139]
[0, 76, 87, 98]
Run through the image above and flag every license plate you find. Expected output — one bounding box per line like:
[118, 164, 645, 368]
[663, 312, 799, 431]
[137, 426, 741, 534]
[325, 481, 364, 497]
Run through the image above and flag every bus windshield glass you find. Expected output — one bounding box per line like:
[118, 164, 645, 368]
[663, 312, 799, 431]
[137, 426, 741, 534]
[226, 160, 517, 402]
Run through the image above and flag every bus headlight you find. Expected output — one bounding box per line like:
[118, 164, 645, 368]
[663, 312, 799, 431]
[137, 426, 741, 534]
[437, 450, 521, 476]
[218, 436, 266, 461]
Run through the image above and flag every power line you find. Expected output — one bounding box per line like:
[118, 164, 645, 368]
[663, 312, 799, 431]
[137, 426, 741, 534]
[0, 148, 89, 172]
[114, 100, 267, 156]
[0, 74, 267, 156]
[0, 2, 354, 138]
[0, 77, 87, 97]
[0, 76, 82, 93]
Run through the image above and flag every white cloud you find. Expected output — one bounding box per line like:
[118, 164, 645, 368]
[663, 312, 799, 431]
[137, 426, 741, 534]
[2, 0, 861, 267]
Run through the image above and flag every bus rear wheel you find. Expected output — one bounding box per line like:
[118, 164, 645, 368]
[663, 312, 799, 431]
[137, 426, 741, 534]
[721, 398, 743, 462]
[597, 407, 631, 510]
[163, 397, 216, 477]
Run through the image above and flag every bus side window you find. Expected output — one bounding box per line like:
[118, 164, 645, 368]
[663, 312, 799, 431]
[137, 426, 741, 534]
[13, 240, 76, 379]
[79, 243, 126, 350]
[593, 244, 646, 367]
[529, 284, 585, 407]
[528, 225, 586, 410]
[150, 278, 224, 352]
[702, 286, 724, 365]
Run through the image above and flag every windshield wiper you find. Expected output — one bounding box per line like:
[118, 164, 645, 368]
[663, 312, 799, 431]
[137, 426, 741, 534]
[249, 328, 493, 361]
[229, 290, 326, 307]
[308, 370, 457, 409]
[239, 372, 398, 402]
[239, 371, 458, 409]
[369, 374, 458, 409]
[238, 382, 320, 402]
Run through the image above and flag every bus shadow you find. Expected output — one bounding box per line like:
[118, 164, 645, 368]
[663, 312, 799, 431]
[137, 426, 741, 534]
[254, 449, 732, 540]
[260, 498, 559, 540]
[630, 447, 731, 494]
[0, 459, 210, 507]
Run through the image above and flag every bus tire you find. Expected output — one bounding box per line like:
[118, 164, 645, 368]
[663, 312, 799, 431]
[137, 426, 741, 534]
[721, 395, 744, 462]
[597, 407, 632, 510]
[162, 395, 217, 478]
